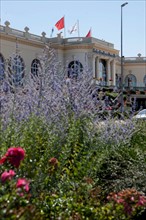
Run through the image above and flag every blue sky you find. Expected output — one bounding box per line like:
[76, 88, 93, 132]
[0, 0, 146, 57]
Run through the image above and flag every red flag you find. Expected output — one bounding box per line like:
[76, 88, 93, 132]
[86, 29, 91, 37]
[55, 17, 64, 30]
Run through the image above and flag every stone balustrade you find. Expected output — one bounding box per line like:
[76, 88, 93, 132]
[124, 57, 146, 61]
[117, 56, 146, 63]
[0, 21, 48, 43]
[0, 21, 115, 48]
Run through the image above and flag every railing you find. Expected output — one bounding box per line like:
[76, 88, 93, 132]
[0, 26, 5, 31]
[124, 57, 146, 62]
[0, 24, 47, 43]
[1, 23, 145, 56]
[92, 37, 114, 48]
[66, 38, 83, 42]
[1, 23, 115, 49]
[117, 57, 146, 63]
[11, 28, 24, 37]
[30, 34, 42, 41]
[65, 37, 114, 48]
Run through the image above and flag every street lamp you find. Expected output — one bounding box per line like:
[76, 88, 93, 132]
[121, 2, 128, 113]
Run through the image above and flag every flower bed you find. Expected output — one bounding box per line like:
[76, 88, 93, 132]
[0, 46, 146, 219]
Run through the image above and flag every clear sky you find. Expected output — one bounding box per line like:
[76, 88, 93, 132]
[0, 0, 146, 57]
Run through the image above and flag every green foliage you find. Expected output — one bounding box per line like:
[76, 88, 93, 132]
[1, 44, 146, 219]
[94, 145, 146, 195]
[130, 120, 146, 150]
[105, 91, 119, 99]
[0, 116, 146, 219]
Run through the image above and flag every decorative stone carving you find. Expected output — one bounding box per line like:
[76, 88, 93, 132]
[4, 21, 11, 34]
[41, 32, 46, 43]
[24, 27, 30, 39]
[24, 26, 29, 33]
[41, 32, 46, 37]
[5, 21, 10, 27]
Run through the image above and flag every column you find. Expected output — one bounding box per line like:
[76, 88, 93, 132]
[92, 55, 96, 78]
[111, 59, 116, 86]
[96, 57, 100, 80]
[106, 59, 111, 86]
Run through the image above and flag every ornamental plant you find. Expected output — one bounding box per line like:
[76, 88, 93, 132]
[1, 170, 16, 183]
[0, 147, 29, 195]
[16, 178, 30, 196]
[0, 146, 32, 219]
[0, 45, 137, 151]
[49, 157, 58, 166]
[107, 188, 146, 218]
[0, 45, 146, 219]
[0, 46, 99, 129]
[0, 147, 25, 168]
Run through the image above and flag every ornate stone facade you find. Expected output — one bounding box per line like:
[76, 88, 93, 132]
[0, 21, 146, 92]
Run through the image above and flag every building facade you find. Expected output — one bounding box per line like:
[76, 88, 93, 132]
[0, 21, 146, 107]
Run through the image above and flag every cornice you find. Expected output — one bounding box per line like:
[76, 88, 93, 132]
[0, 33, 45, 49]
[0, 34, 92, 51]
[1, 32, 120, 55]
[124, 62, 146, 66]
[55, 43, 119, 54]
[93, 44, 119, 55]
[62, 44, 93, 50]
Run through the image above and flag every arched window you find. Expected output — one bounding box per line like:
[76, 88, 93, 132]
[31, 59, 40, 76]
[68, 60, 83, 78]
[9, 55, 25, 86]
[0, 53, 5, 81]
[124, 74, 137, 88]
[143, 75, 146, 87]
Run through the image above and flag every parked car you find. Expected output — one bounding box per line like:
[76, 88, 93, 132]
[133, 109, 146, 119]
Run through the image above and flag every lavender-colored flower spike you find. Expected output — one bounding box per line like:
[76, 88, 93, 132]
[0, 45, 136, 145]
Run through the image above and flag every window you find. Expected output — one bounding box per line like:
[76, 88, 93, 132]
[124, 74, 137, 88]
[0, 53, 5, 81]
[31, 59, 40, 76]
[68, 60, 83, 78]
[10, 55, 25, 86]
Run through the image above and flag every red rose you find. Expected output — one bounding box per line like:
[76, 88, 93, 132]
[16, 178, 29, 193]
[49, 157, 58, 167]
[0, 147, 25, 168]
[1, 170, 16, 183]
[0, 156, 7, 165]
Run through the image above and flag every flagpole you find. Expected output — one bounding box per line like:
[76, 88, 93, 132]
[50, 28, 54, 38]
[64, 15, 66, 38]
[77, 19, 80, 37]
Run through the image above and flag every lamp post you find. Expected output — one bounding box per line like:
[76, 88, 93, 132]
[121, 2, 128, 113]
